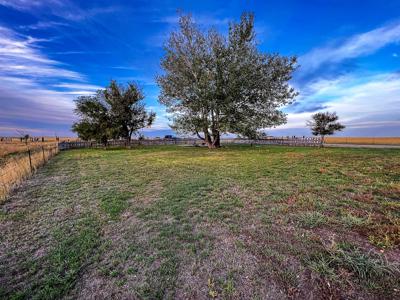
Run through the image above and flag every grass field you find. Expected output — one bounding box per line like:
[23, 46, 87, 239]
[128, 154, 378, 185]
[0, 142, 55, 158]
[325, 137, 400, 145]
[1, 145, 399, 299]
[0, 138, 77, 157]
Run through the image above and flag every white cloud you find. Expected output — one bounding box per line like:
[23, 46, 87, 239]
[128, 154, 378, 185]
[0, 26, 98, 134]
[0, 0, 45, 11]
[19, 21, 70, 30]
[274, 73, 400, 133]
[299, 21, 400, 74]
[0, 26, 83, 79]
[0, 0, 119, 21]
[53, 83, 102, 90]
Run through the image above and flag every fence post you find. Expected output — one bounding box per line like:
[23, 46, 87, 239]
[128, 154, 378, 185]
[42, 146, 45, 163]
[28, 149, 33, 173]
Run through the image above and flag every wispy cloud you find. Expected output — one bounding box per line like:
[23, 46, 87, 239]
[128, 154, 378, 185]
[111, 65, 140, 70]
[53, 83, 102, 90]
[299, 21, 400, 75]
[278, 72, 400, 134]
[148, 13, 231, 48]
[0, 25, 97, 135]
[155, 14, 230, 26]
[285, 20, 400, 136]
[19, 21, 70, 30]
[0, 0, 44, 11]
[0, 26, 82, 79]
[0, 0, 119, 21]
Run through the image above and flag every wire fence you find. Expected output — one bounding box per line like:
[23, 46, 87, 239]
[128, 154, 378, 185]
[58, 137, 323, 150]
[0, 144, 59, 202]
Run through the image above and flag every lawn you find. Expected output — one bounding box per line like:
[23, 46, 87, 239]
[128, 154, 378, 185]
[0, 145, 399, 299]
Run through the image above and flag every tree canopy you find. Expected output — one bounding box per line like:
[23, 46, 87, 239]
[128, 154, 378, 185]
[157, 12, 298, 148]
[72, 80, 155, 144]
[307, 111, 345, 144]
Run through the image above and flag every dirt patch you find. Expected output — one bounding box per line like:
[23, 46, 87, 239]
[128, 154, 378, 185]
[133, 180, 164, 207]
[285, 152, 306, 159]
[352, 192, 374, 203]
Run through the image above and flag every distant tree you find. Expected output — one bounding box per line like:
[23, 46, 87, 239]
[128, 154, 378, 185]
[157, 12, 298, 148]
[16, 130, 30, 145]
[104, 81, 156, 141]
[307, 111, 345, 146]
[72, 81, 155, 145]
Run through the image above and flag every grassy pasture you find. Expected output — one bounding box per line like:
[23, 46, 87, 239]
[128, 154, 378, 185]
[0, 145, 399, 299]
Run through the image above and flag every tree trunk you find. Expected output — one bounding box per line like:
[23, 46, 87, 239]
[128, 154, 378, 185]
[320, 135, 325, 148]
[212, 132, 221, 148]
[127, 132, 132, 146]
[204, 130, 213, 148]
[204, 131, 221, 149]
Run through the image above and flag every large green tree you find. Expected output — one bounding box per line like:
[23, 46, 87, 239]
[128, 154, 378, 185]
[72, 81, 155, 144]
[157, 12, 298, 148]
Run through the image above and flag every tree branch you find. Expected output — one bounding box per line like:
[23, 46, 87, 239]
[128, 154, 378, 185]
[195, 130, 205, 140]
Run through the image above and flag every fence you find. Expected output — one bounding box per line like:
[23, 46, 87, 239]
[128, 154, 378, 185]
[222, 137, 322, 147]
[58, 137, 322, 150]
[0, 144, 59, 201]
[58, 139, 203, 150]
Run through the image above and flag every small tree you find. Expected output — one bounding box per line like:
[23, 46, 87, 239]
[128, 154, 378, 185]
[72, 81, 155, 145]
[307, 112, 345, 146]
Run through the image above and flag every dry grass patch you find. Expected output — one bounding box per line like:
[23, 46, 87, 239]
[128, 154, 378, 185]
[0, 145, 58, 201]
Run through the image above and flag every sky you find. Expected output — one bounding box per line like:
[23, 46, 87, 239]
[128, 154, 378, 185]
[0, 0, 399, 138]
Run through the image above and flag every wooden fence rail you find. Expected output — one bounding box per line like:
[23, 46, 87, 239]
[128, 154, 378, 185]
[59, 137, 322, 150]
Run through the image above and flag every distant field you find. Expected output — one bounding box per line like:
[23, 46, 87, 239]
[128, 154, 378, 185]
[0, 137, 77, 157]
[325, 137, 400, 145]
[1, 145, 399, 299]
[0, 142, 56, 158]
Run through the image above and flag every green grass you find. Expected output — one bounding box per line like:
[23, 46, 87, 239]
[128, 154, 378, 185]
[307, 242, 399, 290]
[99, 191, 131, 219]
[6, 216, 101, 300]
[1, 145, 399, 299]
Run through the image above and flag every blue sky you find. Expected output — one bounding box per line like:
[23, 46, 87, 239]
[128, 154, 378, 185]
[0, 0, 399, 137]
